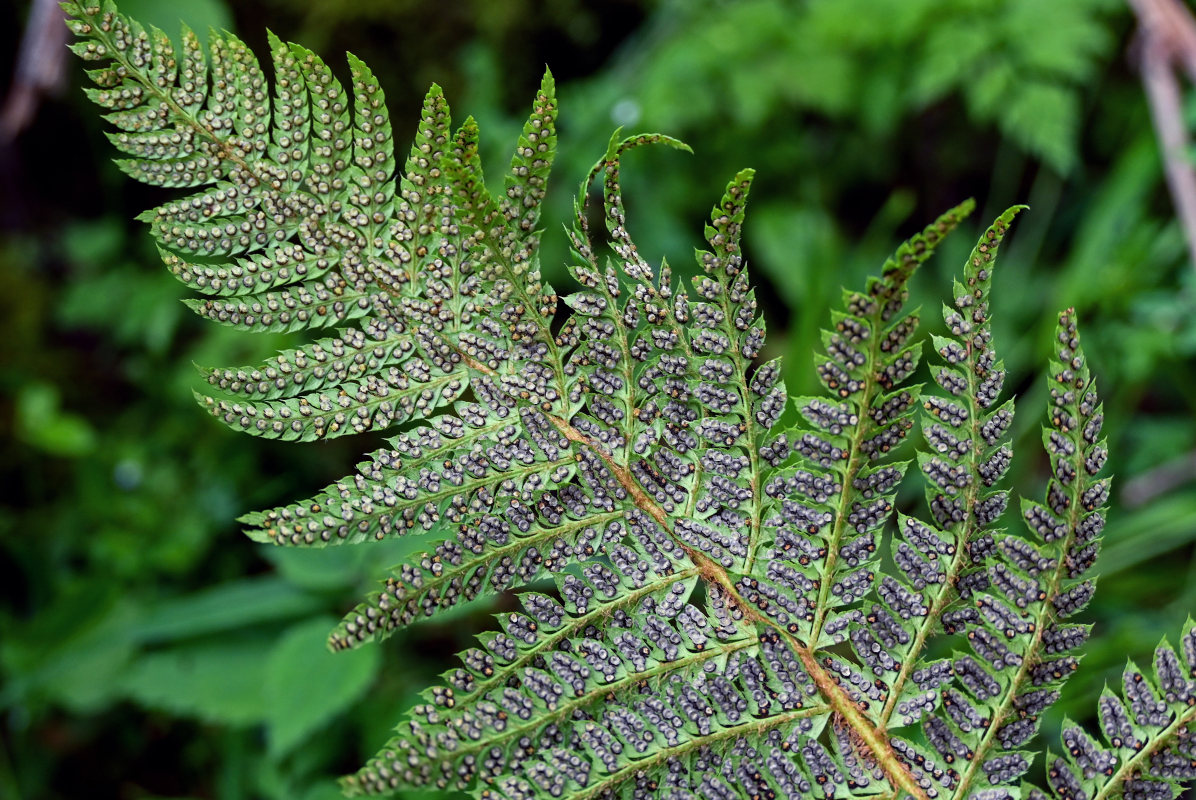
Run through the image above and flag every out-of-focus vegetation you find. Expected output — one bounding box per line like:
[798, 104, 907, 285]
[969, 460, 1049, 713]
[1, 0, 1193, 797]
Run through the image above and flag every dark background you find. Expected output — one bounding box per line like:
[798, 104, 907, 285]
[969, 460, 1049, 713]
[2, 0, 1195, 798]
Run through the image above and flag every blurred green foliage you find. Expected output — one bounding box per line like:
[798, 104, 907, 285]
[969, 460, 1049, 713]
[1, 0, 1194, 797]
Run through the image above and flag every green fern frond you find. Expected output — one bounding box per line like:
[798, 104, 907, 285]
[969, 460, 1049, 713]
[878, 205, 1023, 729]
[745, 198, 974, 650]
[64, 3, 1196, 800]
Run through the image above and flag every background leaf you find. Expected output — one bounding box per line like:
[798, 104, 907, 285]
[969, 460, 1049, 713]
[120, 640, 274, 725]
[264, 618, 380, 759]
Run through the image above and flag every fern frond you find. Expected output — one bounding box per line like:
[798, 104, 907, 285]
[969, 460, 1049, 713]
[744, 199, 974, 650]
[900, 309, 1111, 798]
[66, 2, 478, 448]
[343, 575, 812, 796]
[65, 5, 1196, 800]
[920, 206, 1024, 564]
[334, 139, 954, 797]
[562, 131, 692, 474]
[878, 206, 1023, 727]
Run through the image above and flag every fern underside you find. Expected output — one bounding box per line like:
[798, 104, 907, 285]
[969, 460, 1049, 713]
[65, 3, 1196, 800]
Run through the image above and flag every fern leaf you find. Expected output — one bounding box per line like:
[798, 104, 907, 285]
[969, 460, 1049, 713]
[65, 5, 1196, 800]
[336, 139, 950, 796]
[921, 206, 1024, 549]
[343, 581, 840, 796]
[745, 199, 974, 649]
[238, 384, 568, 547]
[879, 206, 1023, 726]
[65, 3, 483, 453]
[561, 130, 691, 476]
[905, 309, 1111, 798]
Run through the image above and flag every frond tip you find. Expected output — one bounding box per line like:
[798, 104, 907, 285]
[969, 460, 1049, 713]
[63, 3, 1192, 799]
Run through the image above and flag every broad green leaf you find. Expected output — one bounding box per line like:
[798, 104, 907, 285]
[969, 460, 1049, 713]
[130, 576, 327, 642]
[265, 617, 380, 758]
[119, 639, 273, 724]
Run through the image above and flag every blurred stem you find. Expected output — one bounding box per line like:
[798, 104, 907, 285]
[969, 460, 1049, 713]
[1122, 449, 1196, 506]
[0, 0, 68, 142]
[1129, 0, 1196, 272]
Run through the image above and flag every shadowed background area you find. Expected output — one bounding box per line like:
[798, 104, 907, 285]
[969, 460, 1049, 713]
[1, 0, 1195, 798]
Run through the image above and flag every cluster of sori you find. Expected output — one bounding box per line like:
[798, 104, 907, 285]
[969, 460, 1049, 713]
[836, 209, 1024, 740]
[202, 320, 411, 402]
[239, 373, 575, 547]
[560, 137, 777, 573]
[1014, 618, 1196, 800]
[68, 3, 1196, 799]
[745, 201, 975, 649]
[198, 341, 467, 440]
[344, 577, 836, 798]
[863, 307, 1106, 799]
